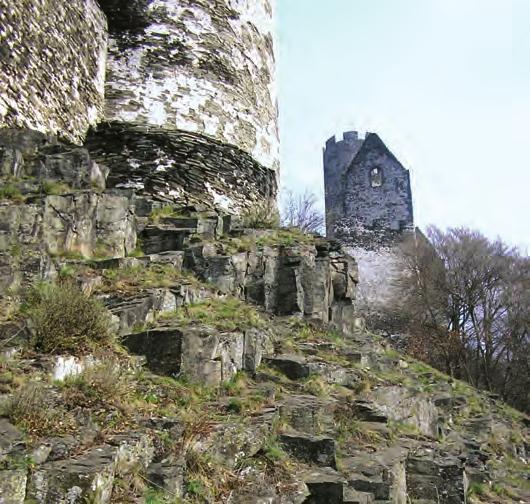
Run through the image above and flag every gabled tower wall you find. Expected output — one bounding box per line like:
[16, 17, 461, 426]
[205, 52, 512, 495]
[323, 130, 415, 331]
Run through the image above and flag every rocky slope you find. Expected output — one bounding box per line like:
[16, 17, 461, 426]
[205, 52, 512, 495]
[0, 130, 529, 503]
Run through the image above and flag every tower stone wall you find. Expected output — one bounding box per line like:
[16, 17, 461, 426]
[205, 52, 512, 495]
[0, 0, 107, 143]
[323, 131, 415, 330]
[100, 0, 279, 172]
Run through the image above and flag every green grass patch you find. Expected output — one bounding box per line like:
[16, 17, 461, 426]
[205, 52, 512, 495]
[173, 298, 266, 331]
[98, 263, 193, 293]
[0, 381, 75, 436]
[256, 228, 316, 247]
[302, 375, 330, 397]
[0, 183, 24, 202]
[219, 235, 257, 255]
[149, 205, 188, 223]
[51, 249, 87, 260]
[222, 371, 248, 396]
[93, 240, 115, 259]
[41, 179, 71, 195]
[467, 482, 487, 497]
[127, 243, 144, 257]
[335, 412, 383, 446]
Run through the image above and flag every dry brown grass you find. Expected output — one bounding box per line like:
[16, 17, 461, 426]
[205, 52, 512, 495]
[28, 282, 113, 354]
[1, 382, 75, 437]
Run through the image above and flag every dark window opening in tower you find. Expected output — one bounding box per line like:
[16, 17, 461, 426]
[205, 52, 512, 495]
[370, 167, 382, 187]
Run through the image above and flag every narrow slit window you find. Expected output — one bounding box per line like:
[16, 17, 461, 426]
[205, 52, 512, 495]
[370, 167, 382, 187]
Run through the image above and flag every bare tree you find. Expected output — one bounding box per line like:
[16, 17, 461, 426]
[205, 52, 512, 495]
[281, 190, 325, 234]
[400, 226, 530, 412]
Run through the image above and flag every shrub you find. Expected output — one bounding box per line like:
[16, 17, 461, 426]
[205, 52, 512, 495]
[27, 282, 113, 354]
[227, 398, 243, 413]
[241, 201, 280, 229]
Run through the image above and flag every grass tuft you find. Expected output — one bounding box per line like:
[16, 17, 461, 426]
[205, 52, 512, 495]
[173, 298, 266, 331]
[241, 201, 280, 229]
[0, 183, 24, 202]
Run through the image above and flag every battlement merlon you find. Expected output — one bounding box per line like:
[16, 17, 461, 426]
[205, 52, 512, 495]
[343, 131, 359, 142]
[323, 131, 367, 179]
[323, 131, 370, 154]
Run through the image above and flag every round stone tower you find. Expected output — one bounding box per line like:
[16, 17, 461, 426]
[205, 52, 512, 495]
[101, 0, 278, 171]
[87, 0, 279, 213]
[88, 0, 278, 211]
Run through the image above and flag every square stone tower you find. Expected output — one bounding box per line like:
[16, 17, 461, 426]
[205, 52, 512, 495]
[323, 131, 415, 330]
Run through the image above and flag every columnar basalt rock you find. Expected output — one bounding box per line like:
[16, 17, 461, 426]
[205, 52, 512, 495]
[0, 0, 107, 143]
[323, 131, 415, 330]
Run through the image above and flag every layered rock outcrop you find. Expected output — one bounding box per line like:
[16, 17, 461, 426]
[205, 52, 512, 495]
[1, 125, 528, 501]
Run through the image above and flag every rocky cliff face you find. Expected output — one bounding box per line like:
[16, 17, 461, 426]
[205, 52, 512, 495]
[0, 130, 529, 503]
[0, 2, 528, 502]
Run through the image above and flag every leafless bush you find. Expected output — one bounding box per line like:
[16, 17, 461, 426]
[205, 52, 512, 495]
[281, 190, 325, 234]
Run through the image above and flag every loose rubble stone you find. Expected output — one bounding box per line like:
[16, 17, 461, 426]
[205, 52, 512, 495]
[0, 469, 27, 504]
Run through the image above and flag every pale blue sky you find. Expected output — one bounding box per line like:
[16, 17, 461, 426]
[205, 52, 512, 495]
[277, 0, 529, 250]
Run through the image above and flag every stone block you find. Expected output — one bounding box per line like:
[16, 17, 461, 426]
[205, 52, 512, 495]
[263, 355, 310, 380]
[280, 432, 336, 468]
[303, 467, 346, 504]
